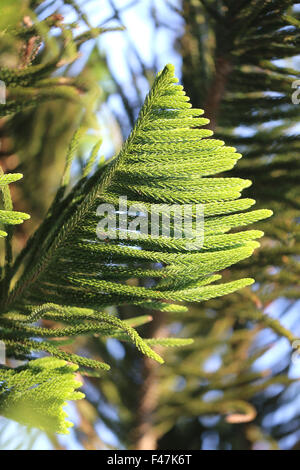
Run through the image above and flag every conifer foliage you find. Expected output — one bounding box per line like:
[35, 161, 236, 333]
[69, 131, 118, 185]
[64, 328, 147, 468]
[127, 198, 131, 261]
[0, 171, 29, 239]
[132, 0, 300, 449]
[0, 357, 84, 434]
[0, 58, 271, 433]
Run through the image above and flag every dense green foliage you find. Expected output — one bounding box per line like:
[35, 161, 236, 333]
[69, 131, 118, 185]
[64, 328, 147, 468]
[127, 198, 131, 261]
[0, 357, 83, 434]
[77, 0, 300, 451]
[0, 0, 298, 450]
[161, 0, 300, 449]
[0, 2, 272, 436]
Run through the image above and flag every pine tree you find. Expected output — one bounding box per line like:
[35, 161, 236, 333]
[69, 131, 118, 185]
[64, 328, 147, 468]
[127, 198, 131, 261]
[77, 0, 300, 451]
[132, 0, 300, 450]
[0, 1, 272, 439]
[159, 0, 300, 450]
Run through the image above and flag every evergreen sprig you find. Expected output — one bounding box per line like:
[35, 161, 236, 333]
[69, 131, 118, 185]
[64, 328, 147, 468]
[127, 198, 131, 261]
[0, 64, 271, 433]
[0, 357, 84, 434]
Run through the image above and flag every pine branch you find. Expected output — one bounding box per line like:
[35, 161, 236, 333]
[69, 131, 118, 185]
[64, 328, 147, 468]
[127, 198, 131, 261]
[0, 170, 30, 299]
[1, 63, 271, 434]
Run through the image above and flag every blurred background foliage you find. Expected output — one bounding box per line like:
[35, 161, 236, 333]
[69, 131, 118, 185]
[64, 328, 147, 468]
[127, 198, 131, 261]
[0, 0, 300, 450]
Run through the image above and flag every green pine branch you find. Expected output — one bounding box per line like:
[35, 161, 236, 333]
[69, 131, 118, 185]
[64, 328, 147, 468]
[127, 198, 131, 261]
[0, 63, 271, 433]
